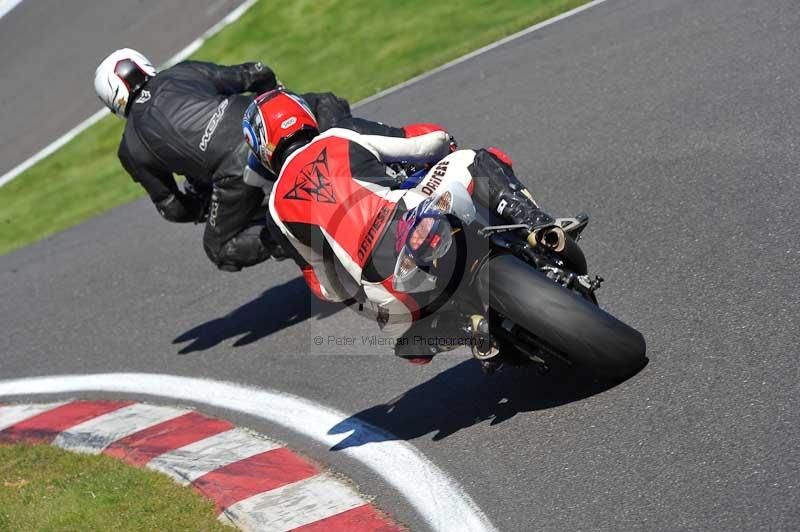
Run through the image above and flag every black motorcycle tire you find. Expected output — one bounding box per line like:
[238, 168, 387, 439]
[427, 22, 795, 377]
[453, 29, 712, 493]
[477, 254, 646, 381]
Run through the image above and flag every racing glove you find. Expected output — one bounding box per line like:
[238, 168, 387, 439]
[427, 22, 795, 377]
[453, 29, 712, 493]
[155, 191, 207, 223]
[182, 180, 211, 223]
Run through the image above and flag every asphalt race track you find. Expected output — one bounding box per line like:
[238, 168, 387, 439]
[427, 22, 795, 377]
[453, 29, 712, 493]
[2, 0, 798, 530]
[0, 0, 247, 178]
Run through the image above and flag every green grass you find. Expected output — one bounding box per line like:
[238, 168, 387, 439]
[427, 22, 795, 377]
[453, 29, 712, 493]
[0, 444, 231, 531]
[0, 0, 589, 255]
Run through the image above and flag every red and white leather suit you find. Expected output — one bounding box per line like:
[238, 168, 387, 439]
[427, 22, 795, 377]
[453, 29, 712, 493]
[269, 126, 477, 336]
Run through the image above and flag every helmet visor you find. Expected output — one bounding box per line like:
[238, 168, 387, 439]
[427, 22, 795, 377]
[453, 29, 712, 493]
[114, 59, 148, 92]
[243, 100, 269, 166]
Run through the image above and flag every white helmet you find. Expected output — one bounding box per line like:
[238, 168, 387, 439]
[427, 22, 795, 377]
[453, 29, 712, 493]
[94, 48, 157, 117]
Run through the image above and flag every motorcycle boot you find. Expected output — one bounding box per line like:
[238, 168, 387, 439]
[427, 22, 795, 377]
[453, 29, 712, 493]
[471, 149, 560, 248]
[495, 187, 555, 231]
[395, 310, 466, 364]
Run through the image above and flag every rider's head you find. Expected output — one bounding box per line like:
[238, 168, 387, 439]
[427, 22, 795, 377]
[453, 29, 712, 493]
[94, 48, 156, 117]
[243, 90, 319, 173]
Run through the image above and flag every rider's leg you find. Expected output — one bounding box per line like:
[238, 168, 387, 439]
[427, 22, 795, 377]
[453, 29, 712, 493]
[203, 174, 274, 272]
[360, 279, 457, 364]
[393, 310, 467, 364]
[469, 148, 555, 229]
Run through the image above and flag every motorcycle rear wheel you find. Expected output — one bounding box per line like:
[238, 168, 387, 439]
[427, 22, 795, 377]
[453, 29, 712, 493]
[477, 254, 646, 381]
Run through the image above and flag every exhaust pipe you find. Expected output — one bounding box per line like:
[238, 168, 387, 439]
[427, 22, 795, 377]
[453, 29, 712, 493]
[527, 225, 566, 252]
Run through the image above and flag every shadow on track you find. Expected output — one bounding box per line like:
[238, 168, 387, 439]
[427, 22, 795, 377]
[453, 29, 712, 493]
[173, 277, 341, 354]
[328, 359, 631, 449]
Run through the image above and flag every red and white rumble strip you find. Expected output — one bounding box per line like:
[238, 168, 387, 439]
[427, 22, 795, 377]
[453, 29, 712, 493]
[0, 401, 402, 532]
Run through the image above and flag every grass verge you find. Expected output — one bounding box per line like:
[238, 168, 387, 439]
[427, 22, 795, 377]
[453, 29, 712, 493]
[0, 444, 230, 531]
[0, 0, 590, 255]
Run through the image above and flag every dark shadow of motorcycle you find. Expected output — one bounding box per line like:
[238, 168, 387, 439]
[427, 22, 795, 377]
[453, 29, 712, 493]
[327, 357, 646, 449]
[172, 277, 341, 354]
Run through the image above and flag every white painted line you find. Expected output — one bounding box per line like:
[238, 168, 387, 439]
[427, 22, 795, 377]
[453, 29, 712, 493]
[223, 473, 366, 531]
[147, 427, 282, 485]
[354, 0, 609, 109]
[52, 403, 188, 454]
[0, 402, 67, 431]
[0, 108, 108, 188]
[0, 0, 258, 188]
[0, 0, 24, 20]
[0, 373, 497, 532]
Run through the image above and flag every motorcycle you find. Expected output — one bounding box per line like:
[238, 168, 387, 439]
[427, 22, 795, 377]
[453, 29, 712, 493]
[389, 155, 647, 381]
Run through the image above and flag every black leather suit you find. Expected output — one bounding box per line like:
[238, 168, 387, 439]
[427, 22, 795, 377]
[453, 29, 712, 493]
[117, 60, 350, 270]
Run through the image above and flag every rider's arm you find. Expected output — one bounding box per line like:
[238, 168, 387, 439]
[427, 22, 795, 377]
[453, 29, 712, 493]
[183, 60, 278, 95]
[365, 130, 451, 163]
[118, 142, 204, 223]
[320, 128, 451, 164]
[335, 118, 449, 140]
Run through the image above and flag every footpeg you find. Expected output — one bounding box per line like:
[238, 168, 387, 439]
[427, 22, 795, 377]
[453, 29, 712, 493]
[555, 212, 590, 240]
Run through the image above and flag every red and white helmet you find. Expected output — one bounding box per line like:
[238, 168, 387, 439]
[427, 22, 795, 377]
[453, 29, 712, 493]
[242, 90, 318, 172]
[94, 48, 157, 117]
